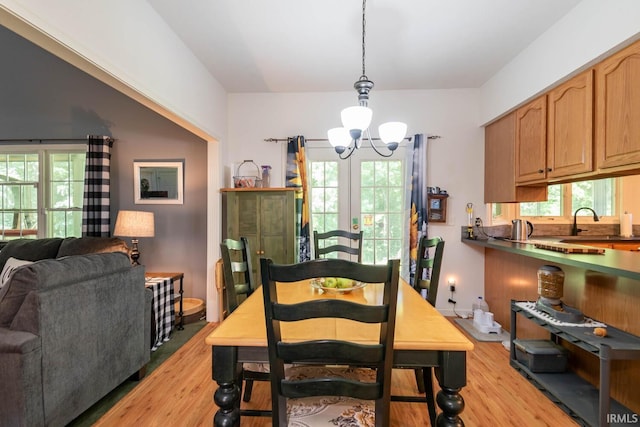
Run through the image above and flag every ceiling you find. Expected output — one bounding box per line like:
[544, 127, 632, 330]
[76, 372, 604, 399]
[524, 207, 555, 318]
[147, 0, 582, 94]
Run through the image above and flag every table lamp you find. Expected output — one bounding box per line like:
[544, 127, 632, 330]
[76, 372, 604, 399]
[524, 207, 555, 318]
[114, 210, 155, 265]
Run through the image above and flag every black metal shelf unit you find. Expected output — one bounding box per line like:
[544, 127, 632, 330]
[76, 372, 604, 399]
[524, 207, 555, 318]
[510, 300, 640, 427]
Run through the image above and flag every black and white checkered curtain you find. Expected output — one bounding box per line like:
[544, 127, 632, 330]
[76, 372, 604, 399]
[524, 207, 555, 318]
[82, 135, 113, 237]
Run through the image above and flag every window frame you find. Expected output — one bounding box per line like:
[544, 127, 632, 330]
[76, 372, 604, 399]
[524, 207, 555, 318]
[491, 178, 621, 226]
[0, 144, 86, 239]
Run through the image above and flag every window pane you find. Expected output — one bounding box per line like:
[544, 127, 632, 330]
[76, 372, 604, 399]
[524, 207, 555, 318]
[0, 153, 39, 239]
[361, 162, 374, 186]
[71, 181, 84, 208]
[310, 162, 325, 186]
[311, 188, 325, 212]
[374, 161, 389, 186]
[51, 153, 70, 180]
[572, 178, 614, 216]
[309, 160, 340, 235]
[520, 185, 562, 216]
[325, 214, 338, 231]
[324, 162, 338, 187]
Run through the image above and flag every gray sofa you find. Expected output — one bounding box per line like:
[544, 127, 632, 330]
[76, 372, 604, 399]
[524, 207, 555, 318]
[0, 237, 152, 427]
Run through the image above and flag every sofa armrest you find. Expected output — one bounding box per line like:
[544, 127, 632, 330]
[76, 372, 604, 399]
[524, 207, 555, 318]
[0, 328, 39, 353]
[0, 328, 44, 426]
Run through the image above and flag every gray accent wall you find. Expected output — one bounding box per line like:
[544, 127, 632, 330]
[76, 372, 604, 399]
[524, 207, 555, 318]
[0, 25, 208, 301]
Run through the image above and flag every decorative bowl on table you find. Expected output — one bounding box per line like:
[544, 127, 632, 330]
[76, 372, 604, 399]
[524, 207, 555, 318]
[310, 277, 367, 293]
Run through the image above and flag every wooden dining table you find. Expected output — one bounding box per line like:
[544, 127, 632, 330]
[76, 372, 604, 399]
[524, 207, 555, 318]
[205, 278, 474, 426]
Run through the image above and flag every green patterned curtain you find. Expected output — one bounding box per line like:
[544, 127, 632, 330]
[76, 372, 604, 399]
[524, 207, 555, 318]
[405, 134, 427, 285]
[286, 136, 311, 261]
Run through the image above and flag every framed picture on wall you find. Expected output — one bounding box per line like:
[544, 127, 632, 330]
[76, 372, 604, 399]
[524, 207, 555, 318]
[134, 160, 184, 204]
[427, 194, 448, 223]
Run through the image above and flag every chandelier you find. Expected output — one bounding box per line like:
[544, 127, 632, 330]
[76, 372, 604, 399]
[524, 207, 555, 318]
[327, 0, 407, 159]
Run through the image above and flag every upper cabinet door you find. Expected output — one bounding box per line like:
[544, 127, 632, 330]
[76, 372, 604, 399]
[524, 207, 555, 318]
[596, 40, 640, 170]
[547, 69, 594, 179]
[484, 112, 547, 203]
[515, 95, 547, 184]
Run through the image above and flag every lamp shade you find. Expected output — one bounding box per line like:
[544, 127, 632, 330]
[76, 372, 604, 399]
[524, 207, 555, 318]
[114, 210, 155, 238]
[378, 121, 408, 144]
[327, 127, 352, 148]
[341, 106, 373, 132]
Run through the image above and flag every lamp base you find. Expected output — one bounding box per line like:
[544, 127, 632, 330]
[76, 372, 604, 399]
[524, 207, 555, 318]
[130, 238, 141, 266]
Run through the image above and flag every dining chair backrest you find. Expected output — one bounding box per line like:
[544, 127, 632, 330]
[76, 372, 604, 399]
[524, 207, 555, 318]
[414, 236, 445, 307]
[220, 237, 254, 316]
[260, 257, 400, 427]
[313, 229, 364, 262]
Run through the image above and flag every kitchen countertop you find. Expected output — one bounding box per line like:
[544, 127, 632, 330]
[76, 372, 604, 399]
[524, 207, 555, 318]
[463, 236, 640, 281]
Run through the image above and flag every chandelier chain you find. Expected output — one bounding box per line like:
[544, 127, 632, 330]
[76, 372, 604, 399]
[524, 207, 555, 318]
[361, 0, 366, 77]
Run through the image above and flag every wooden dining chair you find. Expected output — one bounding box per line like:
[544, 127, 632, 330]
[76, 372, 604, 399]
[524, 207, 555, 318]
[313, 229, 364, 262]
[220, 237, 254, 314]
[260, 257, 400, 427]
[219, 237, 269, 403]
[398, 235, 445, 425]
[414, 236, 445, 307]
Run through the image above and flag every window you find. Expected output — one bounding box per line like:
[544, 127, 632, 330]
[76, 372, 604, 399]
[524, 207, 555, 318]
[306, 144, 406, 265]
[519, 178, 615, 219]
[492, 178, 617, 224]
[0, 148, 86, 239]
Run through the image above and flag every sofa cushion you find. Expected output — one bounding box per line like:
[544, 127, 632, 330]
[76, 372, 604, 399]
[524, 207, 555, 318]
[57, 237, 129, 258]
[0, 261, 39, 328]
[0, 238, 63, 272]
[0, 258, 33, 288]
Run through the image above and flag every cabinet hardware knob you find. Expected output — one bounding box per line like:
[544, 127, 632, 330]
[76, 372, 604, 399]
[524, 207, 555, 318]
[538, 169, 544, 173]
[547, 168, 552, 172]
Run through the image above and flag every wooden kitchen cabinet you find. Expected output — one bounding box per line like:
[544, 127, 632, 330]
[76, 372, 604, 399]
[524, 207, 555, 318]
[515, 71, 593, 185]
[595, 39, 640, 172]
[515, 95, 547, 184]
[547, 70, 594, 179]
[484, 112, 547, 203]
[221, 188, 296, 285]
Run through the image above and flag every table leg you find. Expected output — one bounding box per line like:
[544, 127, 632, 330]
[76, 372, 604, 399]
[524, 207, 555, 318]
[434, 351, 466, 426]
[177, 275, 184, 330]
[213, 346, 241, 427]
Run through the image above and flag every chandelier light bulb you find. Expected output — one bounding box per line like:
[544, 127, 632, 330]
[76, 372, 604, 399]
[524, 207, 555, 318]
[341, 106, 373, 136]
[378, 121, 408, 144]
[327, 127, 352, 150]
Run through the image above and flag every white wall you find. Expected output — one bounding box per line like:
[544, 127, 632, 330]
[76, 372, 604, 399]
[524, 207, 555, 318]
[480, 0, 640, 124]
[0, 0, 227, 141]
[0, 0, 228, 321]
[227, 89, 486, 314]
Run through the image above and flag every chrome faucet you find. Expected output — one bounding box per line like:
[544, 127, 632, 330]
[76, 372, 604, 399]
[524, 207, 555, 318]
[571, 207, 600, 236]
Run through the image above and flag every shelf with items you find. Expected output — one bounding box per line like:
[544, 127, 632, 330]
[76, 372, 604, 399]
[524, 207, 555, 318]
[510, 300, 640, 426]
[427, 193, 448, 223]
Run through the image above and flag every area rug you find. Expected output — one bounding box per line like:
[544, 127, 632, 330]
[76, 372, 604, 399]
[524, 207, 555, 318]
[454, 318, 510, 342]
[68, 319, 207, 426]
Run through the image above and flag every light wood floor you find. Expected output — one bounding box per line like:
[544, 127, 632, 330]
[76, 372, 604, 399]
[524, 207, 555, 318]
[94, 320, 579, 426]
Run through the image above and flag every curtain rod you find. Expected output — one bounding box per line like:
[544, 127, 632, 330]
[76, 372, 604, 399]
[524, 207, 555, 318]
[264, 135, 440, 143]
[0, 137, 115, 144]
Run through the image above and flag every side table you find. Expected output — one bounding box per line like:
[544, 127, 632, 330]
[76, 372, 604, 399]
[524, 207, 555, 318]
[146, 272, 185, 330]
